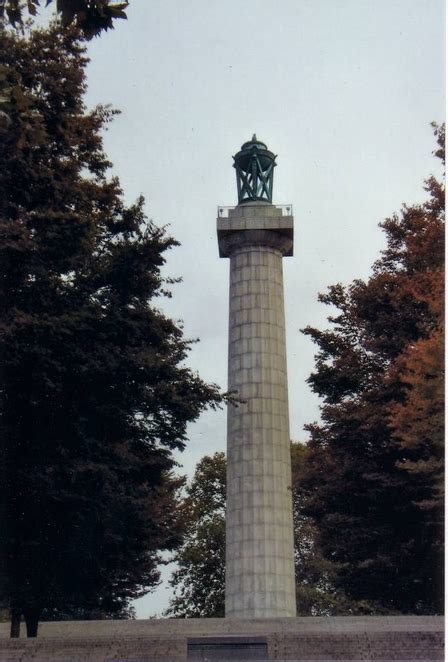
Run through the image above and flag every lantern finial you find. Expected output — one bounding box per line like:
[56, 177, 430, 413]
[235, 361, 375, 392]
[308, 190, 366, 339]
[233, 136, 276, 204]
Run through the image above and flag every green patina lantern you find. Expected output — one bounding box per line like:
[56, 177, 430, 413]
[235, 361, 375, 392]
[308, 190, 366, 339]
[233, 134, 277, 204]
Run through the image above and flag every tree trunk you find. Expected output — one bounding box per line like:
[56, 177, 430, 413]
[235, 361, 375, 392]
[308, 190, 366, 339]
[24, 608, 39, 638]
[10, 609, 21, 638]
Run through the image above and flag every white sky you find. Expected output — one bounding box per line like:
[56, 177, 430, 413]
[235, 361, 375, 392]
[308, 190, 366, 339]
[76, 0, 445, 617]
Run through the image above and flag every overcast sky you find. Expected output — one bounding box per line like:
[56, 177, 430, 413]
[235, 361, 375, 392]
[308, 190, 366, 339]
[76, 0, 445, 617]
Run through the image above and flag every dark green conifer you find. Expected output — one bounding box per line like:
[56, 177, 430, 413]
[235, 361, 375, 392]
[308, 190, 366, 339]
[0, 24, 223, 637]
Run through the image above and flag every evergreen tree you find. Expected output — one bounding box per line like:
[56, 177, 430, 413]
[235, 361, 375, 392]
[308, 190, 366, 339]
[0, 24, 223, 637]
[301, 125, 444, 614]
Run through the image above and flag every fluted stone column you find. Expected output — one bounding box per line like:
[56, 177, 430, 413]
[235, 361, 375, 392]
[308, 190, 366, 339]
[217, 201, 296, 619]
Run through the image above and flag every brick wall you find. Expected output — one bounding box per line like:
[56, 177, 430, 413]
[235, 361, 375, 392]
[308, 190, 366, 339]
[0, 616, 443, 661]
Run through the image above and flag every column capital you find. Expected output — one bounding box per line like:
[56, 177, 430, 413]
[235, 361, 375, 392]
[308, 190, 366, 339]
[217, 203, 294, 258]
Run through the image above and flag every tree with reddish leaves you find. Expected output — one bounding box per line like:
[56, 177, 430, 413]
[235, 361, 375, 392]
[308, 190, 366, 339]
[300, 124, 444, 614]
[0, 24, 223, 637]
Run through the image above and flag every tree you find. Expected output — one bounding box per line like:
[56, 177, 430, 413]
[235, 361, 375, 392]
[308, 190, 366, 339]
[165, 453, 226, 618]
[291, 442, 378, 615]
[300, 125, 444, 614]
[166, 446, 364, 618]
[389, 330, 443, 511]
[0, 24, 223, 637]
[1, 0, 129, 38]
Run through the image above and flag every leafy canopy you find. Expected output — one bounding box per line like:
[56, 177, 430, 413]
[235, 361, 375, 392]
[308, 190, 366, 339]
[1, 0, 129, 38]
[0, 22, 224, 636]
[165, 453, 226, 618]
[165, 447, 362, 618]
[300, 124, 444, 614]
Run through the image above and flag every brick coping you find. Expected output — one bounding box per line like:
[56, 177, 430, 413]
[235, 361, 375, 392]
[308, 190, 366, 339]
[0, 615, 443, 639]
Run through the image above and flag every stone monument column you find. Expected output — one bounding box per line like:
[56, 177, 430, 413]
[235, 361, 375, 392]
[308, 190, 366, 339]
[217, 136, 296, 619]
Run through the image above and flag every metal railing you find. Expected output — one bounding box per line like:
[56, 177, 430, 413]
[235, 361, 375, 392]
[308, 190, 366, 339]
[217, 204, 293, 218]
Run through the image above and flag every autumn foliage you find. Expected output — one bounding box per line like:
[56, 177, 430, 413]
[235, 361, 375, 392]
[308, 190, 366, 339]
[301, 125, 444, 614]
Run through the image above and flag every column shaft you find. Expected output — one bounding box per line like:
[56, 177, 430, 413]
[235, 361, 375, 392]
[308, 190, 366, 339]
[225, 242, 296, 618]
